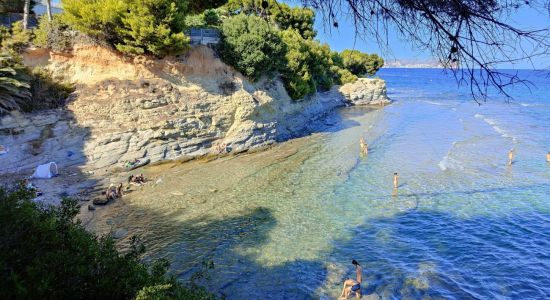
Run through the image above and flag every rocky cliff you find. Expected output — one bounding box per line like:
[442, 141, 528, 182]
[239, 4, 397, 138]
[0, 45, 390, 174]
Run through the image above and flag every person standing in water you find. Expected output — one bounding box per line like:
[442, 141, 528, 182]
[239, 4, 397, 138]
[393, 172, 399, 189]
[508, 149, 515, 166]
[546, 152, 550, 163]
[340, 260, 362, 299]
[360, 137, 368, 155]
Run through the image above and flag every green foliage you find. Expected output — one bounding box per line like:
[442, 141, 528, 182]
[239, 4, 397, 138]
[0, 183, 216, 299]
[218, 13, 285, 81]
[61, 0, 126, 39]
[341, 49, 385, 76]
[0, 52, 31, 114]
[270, 3, 316, 39]
[184, 8, 224, 28]
[203, 9, 222, 27]
[0, 25, 9, 45]
[280, 29, 358, 100]
[225, 0, 315, 39]
[188, 0, 228, 14]
[34, 15, 74, 52]
[1, 21, 32, 55]
[61, 0, 190, 57]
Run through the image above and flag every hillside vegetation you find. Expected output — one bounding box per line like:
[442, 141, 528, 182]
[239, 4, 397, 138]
[0, 0, 384, 106]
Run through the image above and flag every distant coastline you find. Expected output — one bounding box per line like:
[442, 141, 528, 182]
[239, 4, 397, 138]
[383, 59, 444, 69]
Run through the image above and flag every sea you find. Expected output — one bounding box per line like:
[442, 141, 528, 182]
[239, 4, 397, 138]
[90, 68, 550, 299]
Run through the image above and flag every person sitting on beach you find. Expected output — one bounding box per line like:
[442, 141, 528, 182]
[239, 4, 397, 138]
[105, 184, 118, 201]
[116, 183, 123, 198]
[340, 260, 362, 299]
[136, 173, 145, 183]
[129, 174, 146, 185]
[508, 148, 514, 166]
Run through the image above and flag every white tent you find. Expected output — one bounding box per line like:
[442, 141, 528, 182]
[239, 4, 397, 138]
[32, 162, 58, 179]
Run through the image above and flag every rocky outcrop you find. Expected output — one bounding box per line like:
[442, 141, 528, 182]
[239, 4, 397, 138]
[339, 78, 389, 106]
[0, 45, 390, 174]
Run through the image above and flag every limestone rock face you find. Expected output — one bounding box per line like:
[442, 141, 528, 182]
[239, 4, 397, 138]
[0, 45, 390, 174]
[339, 78, 390, 106]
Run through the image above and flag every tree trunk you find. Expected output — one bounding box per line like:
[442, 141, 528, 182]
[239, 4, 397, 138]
[23, 0, 30, 30]
[45, 0, 52, 21]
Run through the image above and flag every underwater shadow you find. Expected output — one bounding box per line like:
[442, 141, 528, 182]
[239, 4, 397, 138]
[330, 209, 550, 299]
[104, 203, 332, 299]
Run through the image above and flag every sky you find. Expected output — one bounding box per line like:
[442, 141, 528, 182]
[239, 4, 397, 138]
[285, 0, 550, 69]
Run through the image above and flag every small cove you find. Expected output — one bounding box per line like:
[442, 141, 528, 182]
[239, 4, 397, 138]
[87, 69, 550, 299]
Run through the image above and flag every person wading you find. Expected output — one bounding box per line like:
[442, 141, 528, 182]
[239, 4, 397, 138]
[340, 260, 362, 299]
[508, 148, 515, 166]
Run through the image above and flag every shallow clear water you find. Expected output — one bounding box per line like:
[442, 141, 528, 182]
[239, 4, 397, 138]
[90, 69, 550, 299]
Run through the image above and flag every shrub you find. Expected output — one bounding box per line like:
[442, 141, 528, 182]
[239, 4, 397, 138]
[1, 21, 32, 55]
[203, 9, 222, 27]
[116, 0, 189, 57]
[61, 0, 190, 57]
[0, 183, 216, 299]
[280, 29, 349, 100]
[34, 15, 74, 52]
[217, 14, 286, 81]
[270, 3, 316, 39]
[60, 0, 126, 40]
[0, 52, 31, 115]
[187, 0, 228, 14]
[184, 8, 223, 29]
[0, 26, 10, 45]
[341, 49, 384, 76]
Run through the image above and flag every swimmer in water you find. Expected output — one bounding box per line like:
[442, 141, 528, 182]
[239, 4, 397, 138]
[340, 260, 362, 299]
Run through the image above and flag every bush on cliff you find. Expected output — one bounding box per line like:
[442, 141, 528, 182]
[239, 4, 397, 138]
[341, 50, 385, 76]
[217, 13, 286, 81]
[0, 183, 215, 299]
[225, 0, 316, 40]
[1, 21, 33, 56]
[0, 52, 32, 114]
[61, 0, 190, 57]
[217, 2, 381, 100]
[34, 15, 75, 52]
[280, 29, 336, 100]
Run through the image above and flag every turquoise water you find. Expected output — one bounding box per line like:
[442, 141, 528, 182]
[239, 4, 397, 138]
[91, 69, 550, 299]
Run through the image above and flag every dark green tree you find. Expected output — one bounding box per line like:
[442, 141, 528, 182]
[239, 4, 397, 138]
[341, 49, 384, 76]
[61, 0, 190, 57]
[270, 3, 316, 39]
[217, 13, 286, 81]
[0, 52, 31, 114]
